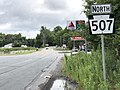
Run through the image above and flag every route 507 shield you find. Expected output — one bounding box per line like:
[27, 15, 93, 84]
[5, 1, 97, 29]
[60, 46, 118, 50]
[88, 14, 115, 35]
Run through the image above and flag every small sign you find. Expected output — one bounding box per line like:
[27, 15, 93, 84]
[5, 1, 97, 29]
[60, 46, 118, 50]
[67, 21, 76, 30]
[88, 14, 115, 35]
[69, 22, 74, 27]
[67, 20, 85, 30]
[76, 20, 85, 30]
[71, 36, 85, 41]
[91, 4, 111, 14]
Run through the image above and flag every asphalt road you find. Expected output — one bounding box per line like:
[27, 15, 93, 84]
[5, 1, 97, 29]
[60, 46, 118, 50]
[0, 47, 63, 90]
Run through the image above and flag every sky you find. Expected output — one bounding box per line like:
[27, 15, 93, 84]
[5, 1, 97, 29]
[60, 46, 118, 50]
[0, 0, 87, 38]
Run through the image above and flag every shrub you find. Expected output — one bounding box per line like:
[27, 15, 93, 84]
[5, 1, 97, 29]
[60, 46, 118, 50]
[62, 50, 120, 90]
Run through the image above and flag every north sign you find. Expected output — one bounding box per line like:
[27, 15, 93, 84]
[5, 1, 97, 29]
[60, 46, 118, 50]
[91, 4, 111, 14]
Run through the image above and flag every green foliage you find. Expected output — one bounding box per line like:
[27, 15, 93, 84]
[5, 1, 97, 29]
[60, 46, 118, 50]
[83, 0, 120, 51]
[0, 33, 31, 47]
[62, 49, 120, 90]
[35, 26, 55, 47]
[53, 26, 62, 32]
[26, 39, 35, 47]
[0, 33, 5, 47]
[115, 82, 120, 90]
[63, 51, 107, 90]
[35, 34, 42, 48]
[0, 47, 37, 52]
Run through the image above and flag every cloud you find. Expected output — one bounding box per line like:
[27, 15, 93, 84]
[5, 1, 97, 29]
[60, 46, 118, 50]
[44, 0, 68, 11]
[0, 0, 87, 38]
[0, 23, 11, 30]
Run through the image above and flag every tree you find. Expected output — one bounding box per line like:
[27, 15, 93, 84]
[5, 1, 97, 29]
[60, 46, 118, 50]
[35, 26, 55, 47]
[12, 34, 27, 47]
[52, 26, 63, 46]
[53, 26, 63, 32]
[26, 39, 35, 47]
[35, 34, 42, 48]
[0, 33, 5, 47]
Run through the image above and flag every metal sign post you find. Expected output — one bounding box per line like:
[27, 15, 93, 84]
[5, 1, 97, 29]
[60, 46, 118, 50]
[101, 35, 106, 82]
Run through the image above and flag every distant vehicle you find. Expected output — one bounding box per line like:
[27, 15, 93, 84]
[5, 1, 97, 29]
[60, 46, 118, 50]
[45, 44, 49, 47]
[62, 44, 66, 49]
[72, 47, 78, 52]
[45, 44, 49, 50]
[46, 47, 49, 50]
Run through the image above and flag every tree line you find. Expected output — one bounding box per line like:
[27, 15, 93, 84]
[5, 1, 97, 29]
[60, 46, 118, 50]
[0, 25, 85, 48]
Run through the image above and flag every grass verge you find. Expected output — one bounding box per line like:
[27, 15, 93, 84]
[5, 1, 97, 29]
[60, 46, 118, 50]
[0, 47, 38, 55]
[62, 50, 120, 90]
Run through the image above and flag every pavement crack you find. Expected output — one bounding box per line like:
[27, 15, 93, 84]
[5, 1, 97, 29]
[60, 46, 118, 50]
[0, 68, 17, 75]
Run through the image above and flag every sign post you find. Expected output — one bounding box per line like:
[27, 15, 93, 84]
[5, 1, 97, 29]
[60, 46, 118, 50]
[101, 35, 106, 82]
[89, 4, 114, 83]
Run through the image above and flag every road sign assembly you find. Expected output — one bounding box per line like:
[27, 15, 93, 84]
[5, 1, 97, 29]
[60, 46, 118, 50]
[89, 4, 114, 83]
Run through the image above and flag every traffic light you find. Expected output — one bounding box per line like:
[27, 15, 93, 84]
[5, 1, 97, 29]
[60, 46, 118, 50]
[76, 20, 85, 30]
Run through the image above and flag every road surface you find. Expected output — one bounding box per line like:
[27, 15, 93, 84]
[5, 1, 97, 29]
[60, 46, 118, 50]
[0, 47, 63, 90]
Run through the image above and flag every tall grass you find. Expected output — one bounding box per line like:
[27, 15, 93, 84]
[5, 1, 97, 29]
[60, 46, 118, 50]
[0, 47, 37, 54]
[0, 47, 37, 51]
[62, 50, 120, 90]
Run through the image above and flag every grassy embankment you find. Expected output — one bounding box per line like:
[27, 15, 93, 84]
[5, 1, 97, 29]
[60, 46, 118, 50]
[62, 50, 120, 90]
[0, 47, 38, 55]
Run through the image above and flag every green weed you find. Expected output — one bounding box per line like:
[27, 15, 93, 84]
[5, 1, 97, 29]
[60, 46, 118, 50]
[62, 50, 120, 90]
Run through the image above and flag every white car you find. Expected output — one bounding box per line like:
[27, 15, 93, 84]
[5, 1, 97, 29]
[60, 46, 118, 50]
[72, 47, 78, 52]
[46, 47, 49, 50]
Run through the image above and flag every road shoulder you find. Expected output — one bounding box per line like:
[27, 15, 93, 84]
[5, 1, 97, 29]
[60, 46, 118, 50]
[29, 56, 63, 90]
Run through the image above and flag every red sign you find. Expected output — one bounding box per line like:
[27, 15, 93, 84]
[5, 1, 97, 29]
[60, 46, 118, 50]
[67, 21, 76, 30]
[68, 21, 74, 27]
[71, 36, 85, 41]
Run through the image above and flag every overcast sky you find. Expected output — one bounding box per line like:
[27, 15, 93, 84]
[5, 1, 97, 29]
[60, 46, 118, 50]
[0, 0, 87, 38]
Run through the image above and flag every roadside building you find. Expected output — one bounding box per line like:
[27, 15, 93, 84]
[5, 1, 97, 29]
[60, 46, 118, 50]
[4, 43, 13, 48]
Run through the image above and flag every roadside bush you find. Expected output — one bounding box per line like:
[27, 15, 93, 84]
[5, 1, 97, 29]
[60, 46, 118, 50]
[62, 50, 120, 90]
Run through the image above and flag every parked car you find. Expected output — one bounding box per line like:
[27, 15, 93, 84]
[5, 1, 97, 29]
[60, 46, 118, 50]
[46, 47, 49, 50]
[72, 47, 78, 52]
[45, 44, 49, 50]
